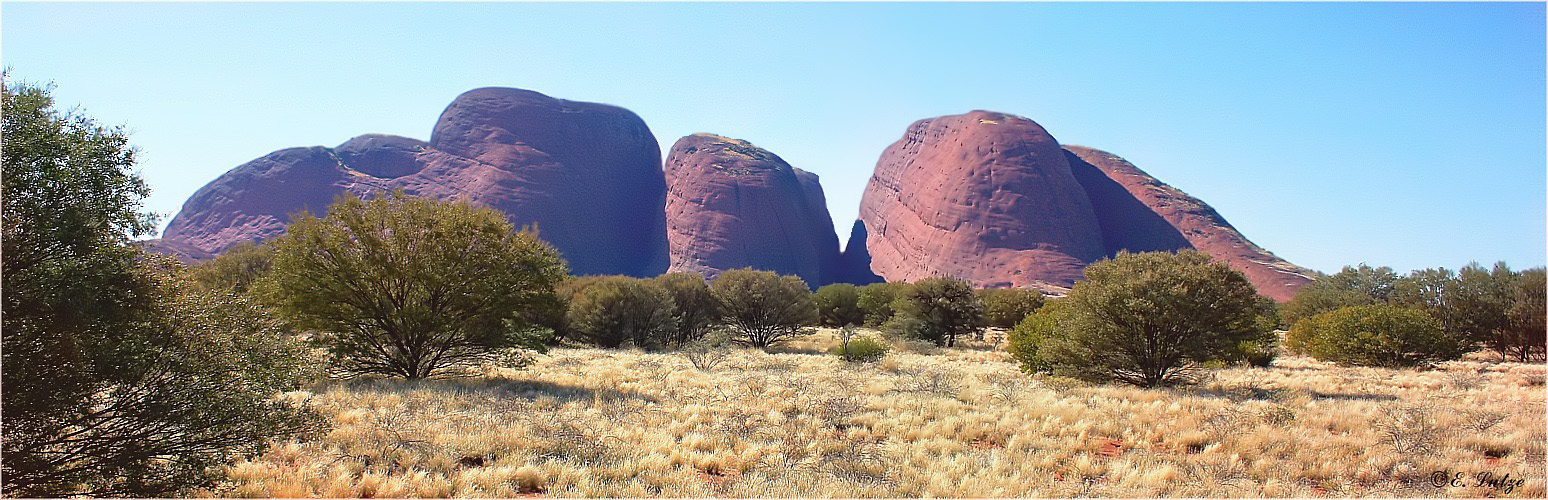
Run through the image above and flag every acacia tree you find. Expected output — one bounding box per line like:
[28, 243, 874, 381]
[710, 269, 816, 347]
[1504, 268, 1547, 361]
[567, 277, 677, 349]
[2, 79, 317, 496]
[896, 277, 984, 347]
[814, 283, 865, 327]
[654, 272, 720, 347]
[262, 191, 568, 379]
[1010, 251, 1268, 387]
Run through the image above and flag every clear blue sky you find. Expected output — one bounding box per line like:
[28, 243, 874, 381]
[5, 2, 1543, 274]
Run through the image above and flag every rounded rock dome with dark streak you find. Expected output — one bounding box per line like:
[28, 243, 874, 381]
[663, 133, 841, 288]
[852, 111, 1108, 289]
[153, 87, 670, 277]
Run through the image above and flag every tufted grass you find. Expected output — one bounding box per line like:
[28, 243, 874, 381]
[200, 329, 1545, 498]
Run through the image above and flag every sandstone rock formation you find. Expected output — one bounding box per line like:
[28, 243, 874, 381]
[845, 111, 1313, 300]
[853, 111, 1108, 289]
[1063, 145, 1314, 301]
[154, 87, 669, 277]
[663, 134, 841, 287]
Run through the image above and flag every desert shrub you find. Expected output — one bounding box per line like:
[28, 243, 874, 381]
[1009, 251, 1270, 387]
[567, 276, 678, 349]
[831, 330, 891, 363]
[261, 191, 567, 379]
[682, 330, 732, 371]
[1281, 264, 1399, 327]
[710, 269, 816, 347]
[2, 80, 319, 496]
[1289, 304, 1462, 368]
[187, 240, 274, 294]
[894, 276, 983, 347]
[814, 283, 865, 327]
[857, 282, 911, 326]
[1007, 300, 1066, 375]
[977, 287, 1044, 329]
[654, 272, 719, 348]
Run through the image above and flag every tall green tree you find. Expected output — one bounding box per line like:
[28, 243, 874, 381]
[1009, 251, 1269, 387]
[710, 269, 816, 347]
[1504, 267, 1546, 361]
[3, 79, 317, 496]
[814, 283, 865, 327]
[895, 277, 983, 347]
[261, 191, 568, 379]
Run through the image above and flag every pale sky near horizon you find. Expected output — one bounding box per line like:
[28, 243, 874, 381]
[3, 2, 1544, 275]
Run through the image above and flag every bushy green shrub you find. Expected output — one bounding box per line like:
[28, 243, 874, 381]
[814, 283, 865, 327]
[1281, 264, 1399, 327]
[261, 191, 567, 379]
[894, 277, 983, 347]
[1007, 251, 1270, 387]
[711, 269, 815, 347]
[978, 287, 1044, 329]
[2, 81, 320, 496]
[857, 282, 910, 326]
[831, 334, 891, 363]
[654, 272, 719, 348]
[188, 240, 274, 294]
[567, 276, 678, 349]
[1288, 304, 1462, 368]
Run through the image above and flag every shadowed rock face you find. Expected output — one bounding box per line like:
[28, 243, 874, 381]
[154, 87, 669, 277]
[1063, 145, 1314, 301]
[663, 134, 841, 288]
[854, 111, 1108, 288]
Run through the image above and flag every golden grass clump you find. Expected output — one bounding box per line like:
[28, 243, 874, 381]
[202, 329, 1546, 498]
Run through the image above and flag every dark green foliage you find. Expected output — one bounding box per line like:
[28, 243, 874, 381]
[567, 276, 678, 349]
[710, 269, 816, 347]
[1234, 296, 1283, 367]
[977, 287, 1044, 329]
[814, 283, 865, 327]
[187, 240, 273, 294]
[894, 277, 983, 347]
[1287, 304, 1461, 368]
[1504, 268, 1546, 361]
[654, 272, 720, 348]
[2, 80, 318, 496]
[1392, 262, 1539, 361]
[261, 191, 568, 379]
[856, 282, 910, 326]
[1280, 264, 1399, 327]
[1008, 251, 1270, 387]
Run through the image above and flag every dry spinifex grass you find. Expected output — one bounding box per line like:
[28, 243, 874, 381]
[205, 330, 1546, 498]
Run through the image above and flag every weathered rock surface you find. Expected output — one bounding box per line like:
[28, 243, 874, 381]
[1063, 145, 1314, 301]
[853, 111, 1108, 288]
[154, 87, 669, 277]
[663, 134, 840, 287]
[843, 111, 1312, 300]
